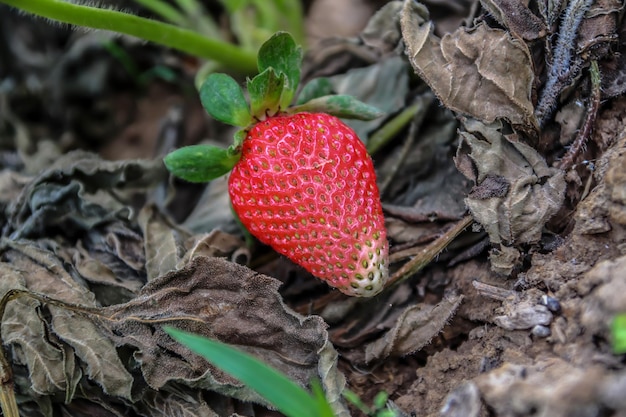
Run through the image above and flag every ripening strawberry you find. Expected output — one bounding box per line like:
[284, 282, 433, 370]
[164, 32, 389, 296]
[228, 112, 388, 296]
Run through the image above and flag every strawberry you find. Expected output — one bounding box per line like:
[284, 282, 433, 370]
[228, 112, 388, 296]
[164, 32, 389, 296]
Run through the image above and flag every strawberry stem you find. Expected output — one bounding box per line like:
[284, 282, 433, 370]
[1, 0, 258, 75]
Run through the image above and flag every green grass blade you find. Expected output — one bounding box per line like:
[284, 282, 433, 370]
[612, 313, 626, 354]
[165, 327, 323, 417]
[1, 0, 257, 75]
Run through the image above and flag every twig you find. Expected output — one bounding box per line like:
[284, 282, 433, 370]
[386, 215, 474, 287]
[557, 60, 601, 171]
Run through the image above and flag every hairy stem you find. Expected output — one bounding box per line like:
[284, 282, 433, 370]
[557, 60, 601, 171]
[535, 0, 594, 126]
[0, 0, 258, 75]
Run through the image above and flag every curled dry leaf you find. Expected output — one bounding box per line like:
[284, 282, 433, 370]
[479, 0, 547, 40]
[364, 294, 463, 363]
[400, 0, 537, 132]
[0, 241, 135, 401]
[3, 150, 166, 240]
[0, 151, 346, 416]
[455, 118, 566, 274]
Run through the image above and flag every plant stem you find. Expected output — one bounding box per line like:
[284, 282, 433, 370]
[0, 0, 258, 75]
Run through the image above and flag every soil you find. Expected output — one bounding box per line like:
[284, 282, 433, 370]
[0, 1, 625, 417]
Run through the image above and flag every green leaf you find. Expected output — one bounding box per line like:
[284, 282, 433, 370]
[164, 144, 240, 183]
[248, 67, 286, 118]
[343, 389, 370, 415]
[373, 391, 389, 409]
[612, 313, 626, 354]
[164, 327, 322, 417]
[290, 95, 383, 120]
[199, 73, 251, 126]
[297, 77, 334, 105]
[257, 32, 303, 108]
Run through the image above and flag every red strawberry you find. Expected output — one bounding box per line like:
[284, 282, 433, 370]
[164, 32, 388, 296]
[228, 112, 388, 296]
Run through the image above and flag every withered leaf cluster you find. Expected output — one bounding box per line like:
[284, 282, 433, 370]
[0, 153, 346, 417]
[400, 0, 624, 274]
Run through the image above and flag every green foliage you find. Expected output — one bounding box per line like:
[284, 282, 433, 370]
[1, 0, 307, 78]
[199, 74, 252, 127]
[248, 68, 286, 118]
[163, 144, 240, 182]
[257, 32, 303, 109]
[297, 77, 335, 105]
[612, 313, 626, 354]
[164, 327, 334, 417]
[290, 95, 383, 121]
[344, 389, 398, 417]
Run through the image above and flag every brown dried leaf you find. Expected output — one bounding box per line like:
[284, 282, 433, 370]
[400, 0, 537, 130]
[0, 264, 72, 396]
[178, 230, 249, 268]
[455, 119, 565, 273]
[4, 150, 165, 240]
[479, 0, 547, 40]
[2, 241, 135, 399]
[364, 295, 463, 363]
[99, 256, 337, 406]
[139, 204, 188, 282]
[599, 8, 626, 98]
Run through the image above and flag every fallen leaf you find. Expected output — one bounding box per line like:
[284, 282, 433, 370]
[455, 118, 566, 274]
[364, 295, 463, 363]
[99, 256, 339, 407]
[400, 0, 537, 131]
[4, 150, 166, 240]
[479, 0, 547, 40]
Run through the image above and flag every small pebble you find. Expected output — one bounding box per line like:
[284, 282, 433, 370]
[532, 324, 551, 338]
[540, 295, 562, 314]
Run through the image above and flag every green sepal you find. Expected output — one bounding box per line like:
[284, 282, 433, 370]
[257, 32, 302, 109]
[233, 128, 247, 149]
[290, 95, 383, 120]
[199, 73, 251, 127]
[247, 67, 286, 118]
[164, 144, 240, 183]
[164, 327, 321, 417]
[296, 77, 334, 105]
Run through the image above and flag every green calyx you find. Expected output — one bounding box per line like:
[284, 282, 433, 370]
[163, 144, 241, 183]
[165, 31, 384, 184]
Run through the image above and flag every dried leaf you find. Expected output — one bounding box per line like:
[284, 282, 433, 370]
[364, 295, 463, 363]
[99, 256, 338, 407]
[0, 264, 71, 396]
[479, 0, 547, 40]
[139, 204, 187, 281]
[455, 119, 566, 273]
[2, 241, 135, 400]
[4, 151, 166, 240]
[400, 1, 537, 131]
[136, 389, 221, 417]
[178, 230, 249, 267]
